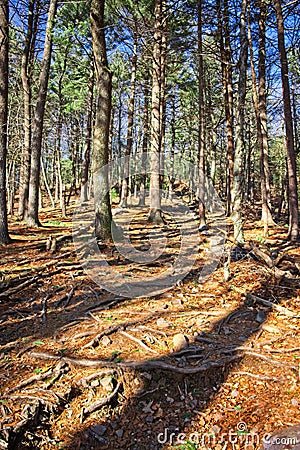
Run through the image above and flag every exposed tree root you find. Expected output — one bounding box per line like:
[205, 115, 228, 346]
[81, 381, 122, 420]
[28, 350, 242, 374]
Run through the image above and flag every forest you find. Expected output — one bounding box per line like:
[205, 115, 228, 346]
[0, 0, 300, 449]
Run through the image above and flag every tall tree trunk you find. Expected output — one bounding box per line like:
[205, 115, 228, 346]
[217, 0, 234, 215]
[198, 0, 207, 231]
[258, 1, 274, 230]
[26, 0, 58, 226]
[81, 61, 94, 203]
[248, 2, 274, 233]
[56, 123, 66, 218]
[168, 91, 176, 201]
[231, 0, 248, 243]
[159, 5, 167, 192]
[119, 35, 137, 208]
[274, 0, 299, 241]
[90, 0, 112, 241]
[19, 0, 35, 219]
[148, 0, 165, 223]
[138, 74, 150, 207]
[0, 0, 10, 244]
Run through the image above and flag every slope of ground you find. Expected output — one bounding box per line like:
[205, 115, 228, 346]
[0, 201, 300, 450]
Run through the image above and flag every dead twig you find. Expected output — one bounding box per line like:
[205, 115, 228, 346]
[232, 371, 283, 382]
[6, 368, 54, 394]
[119, 330, 159, 354]
[247, 293, 299, 318]
[135, 325, 168, 337]
[0, 276, 39, 299]
[44, 362, 70, 389]
[262, 346, 300, 354]
[82, 312, 158, 348]
[55, 285, 77, 308]
[77, 369, 116, 387]
[41, 293, 51, 325]
[242, 350, 298, 369]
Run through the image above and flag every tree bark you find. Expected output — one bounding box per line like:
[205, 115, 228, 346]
[81, 60, 94, 203]
[26, 0, 58, 226]
[273, 0, 299, 241]
[41, 155, 55, 208]
[217, 0, 234, 216]
[19, 0, 35, 219]
[139, 74, 150, 207]
[248, 2, 274, 233]
[90, 0, 112, 241]
[148, 0, 166, 224]
[159, 4, 167, 192]
[231, 0, 248, 243]
[119, 35, 137, 208]
[197, 0, 207, 231]
[168, 91, 176, 201]
[0, 0, 10, 244]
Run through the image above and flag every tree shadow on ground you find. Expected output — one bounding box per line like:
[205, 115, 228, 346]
[1, 209, 300, 450]
[62, 275, 299, 450]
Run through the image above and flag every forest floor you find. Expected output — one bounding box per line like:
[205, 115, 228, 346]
[0, 197, 300, 450]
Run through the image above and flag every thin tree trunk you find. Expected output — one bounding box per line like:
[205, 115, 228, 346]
[90, 0, 112, 241]
[0, 0, 10, 244]
[117, 94, 122, 195]
[248, 3, 274, 233]
[274, 0, 299, 241]
[198, 0, 207, 231]
[19, 0, 35, 219]
[7, 160, 15, 216]
[26, 0, 58, 226]
[258, 2, 274, 230]
[148, 0, 165, 223]
[231, 0, 248, 243]
[206, 73, 217, 184]
[245, 114, 252, 203]
[159, 5, 167, 192]
[138, 75, 149, 207]
[119, 36, 137, 208]
[168, 91, 176, 201]
[217, 0, 234, 215]
[81, 61, 94, 203]
[41, 155, 55, 208]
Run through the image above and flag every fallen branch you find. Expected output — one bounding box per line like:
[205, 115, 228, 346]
[119, 330, 159, 354]
[54, 285, 77, 308]
[231, 371, 283, 382]
[77, 369, 116, 388]
[242, 243, 300, 285]
[6, 368, 54, 394]
[247, 293, 298, 318]
[82, 312, 158, 348]
[84, 299, 121, 313]
[0, 276, 39, 299]
[3, 394, 56, 407]
[134, 325, 168, 338]
[242, 350, 298, 369]
[262, 346, 300, 354]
